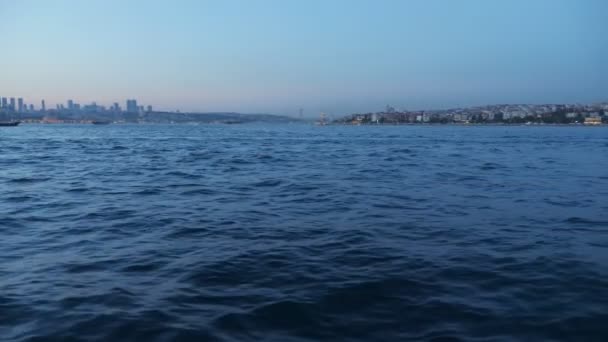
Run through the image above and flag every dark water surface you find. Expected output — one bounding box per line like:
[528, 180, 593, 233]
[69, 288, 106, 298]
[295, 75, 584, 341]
[1, 124, 607, 341]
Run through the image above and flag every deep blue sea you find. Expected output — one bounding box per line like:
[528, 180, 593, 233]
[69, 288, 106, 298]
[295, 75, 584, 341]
[1, 124, 607, 341]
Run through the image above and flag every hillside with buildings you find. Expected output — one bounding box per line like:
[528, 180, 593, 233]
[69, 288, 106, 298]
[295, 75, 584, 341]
[335, 103, 608, 125]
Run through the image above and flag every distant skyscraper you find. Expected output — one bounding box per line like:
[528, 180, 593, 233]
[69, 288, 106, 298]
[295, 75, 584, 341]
[41, 99, 46, 111]
[126, 99, 138, 113]
[17, 98, 24, 112]
[1, 97, 6, 109]
[147, 105, 152, 112]
[9, 98, 16, 111]
[67, 99, 74, 110]
[29, 104, 34, 111]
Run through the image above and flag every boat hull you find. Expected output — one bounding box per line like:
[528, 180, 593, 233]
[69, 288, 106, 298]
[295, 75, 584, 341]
[0, 121, 20, 127]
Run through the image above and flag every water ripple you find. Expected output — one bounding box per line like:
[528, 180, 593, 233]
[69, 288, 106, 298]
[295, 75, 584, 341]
[1, 124, 607, 341]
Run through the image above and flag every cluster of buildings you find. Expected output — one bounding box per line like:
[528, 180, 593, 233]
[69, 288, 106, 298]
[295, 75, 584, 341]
[337, 103, 608, 125]
[0, 96, 154, 123]
[0, 96, 32, 113]
[0, 96, 296, 124]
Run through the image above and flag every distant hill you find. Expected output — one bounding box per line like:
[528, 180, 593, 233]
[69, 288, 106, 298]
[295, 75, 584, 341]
[5, 108, 303, 124]
[138, 111, 298, 124]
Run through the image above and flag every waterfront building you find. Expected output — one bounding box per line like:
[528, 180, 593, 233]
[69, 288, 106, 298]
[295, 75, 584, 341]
[584, 117, 602, 125]
[18, 98, 24, 112]
[41, 100, 46, 111]
[1, 97, 6, 109]
[10, 98, 16, 111]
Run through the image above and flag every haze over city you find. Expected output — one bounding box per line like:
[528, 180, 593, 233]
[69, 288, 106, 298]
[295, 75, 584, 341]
[1, 0, 607, 116]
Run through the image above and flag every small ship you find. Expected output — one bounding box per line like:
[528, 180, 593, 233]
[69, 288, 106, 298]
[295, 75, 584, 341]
[0, 121, 20, 127]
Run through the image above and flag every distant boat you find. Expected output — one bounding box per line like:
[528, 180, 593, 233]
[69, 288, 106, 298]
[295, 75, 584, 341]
[315, 112, 328, 126]
[0, 121, 20, 127]
[91, 120, 111, 125]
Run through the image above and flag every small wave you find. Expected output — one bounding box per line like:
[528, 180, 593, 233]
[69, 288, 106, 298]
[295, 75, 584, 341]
[227, 158, 253, 165]
[457, 175, 484, 182]
[121, 262, 163, 273]
[59, 287, 136, 309]
[545, 199, 581, 207]
[181, 188, 216, 196]
[5, 195, 34, 202]
[448, 153, 464, 157]
[134, 188, 163, 195]
[8, 177, 51, 183]
[281, 183, 320, 192]
[253, 179, 282, 187]
[64, 259, 119, 274]
[165, 171, 201, 179]
[479, 162, 504, 170]
[256, 154, 274, 160]
[214, 300, 320, 334]
[564, 217, 608, 226]
[66, 187, 89, 193]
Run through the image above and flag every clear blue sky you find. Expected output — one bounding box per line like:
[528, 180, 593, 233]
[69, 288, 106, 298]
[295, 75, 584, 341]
[1, 0, 606, 115]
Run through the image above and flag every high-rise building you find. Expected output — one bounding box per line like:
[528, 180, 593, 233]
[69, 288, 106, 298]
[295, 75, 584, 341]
[113, 102, 120, 112]
[126, 99, 138, 113]
[0, 97, 6, 109]
[29, 104, 34, 111]
[41, 100, 46, 111]
[67, 99, 74, 110]
[9, 98, 16, 111]
[18, 98, 24, 112]
[147, 105, 152, 112]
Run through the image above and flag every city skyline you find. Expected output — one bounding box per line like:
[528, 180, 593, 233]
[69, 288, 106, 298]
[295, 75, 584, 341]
[2, 93, 606, 117]
[1, 0, 607, 116]
[0, 96, 151, 113]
